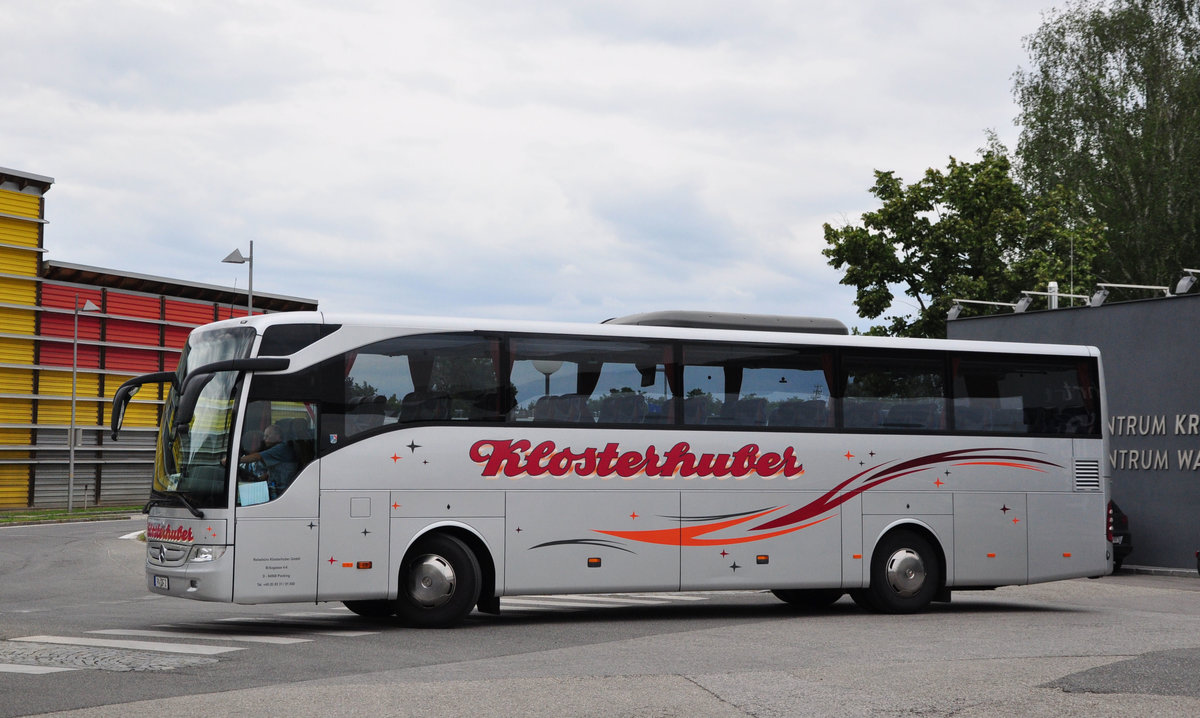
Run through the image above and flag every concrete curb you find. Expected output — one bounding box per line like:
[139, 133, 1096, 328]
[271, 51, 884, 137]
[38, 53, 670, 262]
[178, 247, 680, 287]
[1118, 564, 1199, 578]
[0, 513, 143, 528]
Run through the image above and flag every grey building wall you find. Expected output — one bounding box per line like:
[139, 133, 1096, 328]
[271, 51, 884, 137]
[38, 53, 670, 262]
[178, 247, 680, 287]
[949, 293, 1200, 569]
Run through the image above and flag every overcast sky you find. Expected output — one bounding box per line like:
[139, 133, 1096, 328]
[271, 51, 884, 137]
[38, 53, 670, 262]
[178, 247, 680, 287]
[1, 1, 1065, 331]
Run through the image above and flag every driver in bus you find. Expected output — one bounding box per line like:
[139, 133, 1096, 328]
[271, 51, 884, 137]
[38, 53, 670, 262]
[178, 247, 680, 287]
[238, 422, 298, 499]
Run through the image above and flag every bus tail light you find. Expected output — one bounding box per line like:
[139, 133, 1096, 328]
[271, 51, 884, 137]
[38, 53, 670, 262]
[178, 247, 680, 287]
[1107, 501, 1114, 542]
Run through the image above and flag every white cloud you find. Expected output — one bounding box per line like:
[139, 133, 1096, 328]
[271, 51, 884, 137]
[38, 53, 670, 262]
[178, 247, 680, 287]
[0, 0, 1062, 332]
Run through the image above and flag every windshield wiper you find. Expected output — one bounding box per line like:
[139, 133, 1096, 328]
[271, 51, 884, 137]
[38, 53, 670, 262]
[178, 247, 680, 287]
[143, 492, 205, 519]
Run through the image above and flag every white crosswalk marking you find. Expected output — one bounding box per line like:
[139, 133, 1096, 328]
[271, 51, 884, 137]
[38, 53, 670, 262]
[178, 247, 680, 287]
[89, 628, 311, 645]
[0, 663, 74, 674]
[11, 635, 243, 655]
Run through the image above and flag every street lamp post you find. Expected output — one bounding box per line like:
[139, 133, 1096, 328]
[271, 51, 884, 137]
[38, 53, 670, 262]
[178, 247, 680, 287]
[69, 296, 100, 512]
[222, 240, 254, 316]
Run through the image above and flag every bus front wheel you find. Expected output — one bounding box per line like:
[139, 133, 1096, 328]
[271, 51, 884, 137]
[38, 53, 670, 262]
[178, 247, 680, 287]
[394, 533, 481, 628]
[861, 529, 941, 614]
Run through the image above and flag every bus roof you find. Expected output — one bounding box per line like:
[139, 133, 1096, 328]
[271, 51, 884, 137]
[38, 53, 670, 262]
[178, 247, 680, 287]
[603, 310, 848, 335]
[199, 311, 1100, 359]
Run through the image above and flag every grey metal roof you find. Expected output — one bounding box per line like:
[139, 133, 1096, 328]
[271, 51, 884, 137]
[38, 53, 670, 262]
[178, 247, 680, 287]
[43, 260, 318, 313]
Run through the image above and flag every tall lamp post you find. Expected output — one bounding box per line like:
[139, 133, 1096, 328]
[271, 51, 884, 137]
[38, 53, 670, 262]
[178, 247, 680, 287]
[222, 240, 254, 316]
[69, 296, 100, 512]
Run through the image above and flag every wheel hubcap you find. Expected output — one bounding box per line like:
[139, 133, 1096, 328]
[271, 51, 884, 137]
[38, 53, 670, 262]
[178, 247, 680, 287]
[884, 547, 926, 597]
[406, 554, 456, 607]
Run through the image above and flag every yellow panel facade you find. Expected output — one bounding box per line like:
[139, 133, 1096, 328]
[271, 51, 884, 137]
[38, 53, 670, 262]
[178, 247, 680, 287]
[0, 276, 36, 305]
[0, 399, 31, 423]
[38, 400, 103, 425]
[0, 470, 30, 507]
[0, 188, 41, 219]
[0, 368, 33, 393]
[0, 338, 34, 364]
[0, 217, 39, 250]
[0, 247, 37, 276]
[120, 402, 161, 427]
[0, 428, 30, 445]
[0, 308, 34, 334]
[37, 372, 100, 397]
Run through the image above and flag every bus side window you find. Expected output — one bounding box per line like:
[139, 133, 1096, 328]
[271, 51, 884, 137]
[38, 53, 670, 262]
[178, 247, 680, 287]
[841, 353, 946, 431]
[952, 356, 1100, 436]
[682, 343, 833, 429]
[339, 333, 504, 434]
[510, 336, 675, 425]
[235, 399, 315, 504]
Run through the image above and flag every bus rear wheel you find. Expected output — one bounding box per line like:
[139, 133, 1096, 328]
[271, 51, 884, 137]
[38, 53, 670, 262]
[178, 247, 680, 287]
[394, 533, 481, 628]
[771, 588, 844, 609]
[861, 529, 940, 614]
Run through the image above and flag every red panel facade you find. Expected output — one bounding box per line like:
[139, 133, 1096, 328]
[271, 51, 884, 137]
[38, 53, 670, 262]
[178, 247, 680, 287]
[105, 348, 160, 373]
[40, 284, 102, 312]
[164, 299, 216, 325]
[164, 326, 192, 350]
[40, 343, 100, 369]
[106, 318, 161, 346]
[39, 312, 102, 341]
[105, 292, 160, 320]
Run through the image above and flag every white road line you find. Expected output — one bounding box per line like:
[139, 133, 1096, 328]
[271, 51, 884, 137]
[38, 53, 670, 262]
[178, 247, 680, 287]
[0, 662, 75, 674]
[517, 595, 666, 606]
[119, 530, 144, 540]
[11, 635, 243, 655]
[212, 617, 380, 636]
[89, 629, 310, 645]
[501, 598, 629, 610]
[625, 593, 709, 601]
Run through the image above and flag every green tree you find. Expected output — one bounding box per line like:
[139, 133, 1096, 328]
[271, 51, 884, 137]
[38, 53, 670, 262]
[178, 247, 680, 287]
[823, 151, 1103, 338]
[1014, 0, 1200, 286]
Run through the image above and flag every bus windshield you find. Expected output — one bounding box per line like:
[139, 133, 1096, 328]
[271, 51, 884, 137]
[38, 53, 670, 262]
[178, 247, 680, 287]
[151, 327, 257, 508]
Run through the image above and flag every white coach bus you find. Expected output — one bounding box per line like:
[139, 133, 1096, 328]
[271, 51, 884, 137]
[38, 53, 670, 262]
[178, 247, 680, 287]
[111, 310, 1113, 627]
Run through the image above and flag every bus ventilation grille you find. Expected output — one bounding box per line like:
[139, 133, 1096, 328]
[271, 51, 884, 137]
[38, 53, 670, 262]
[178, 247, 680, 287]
[1073, 460, 1101, 491]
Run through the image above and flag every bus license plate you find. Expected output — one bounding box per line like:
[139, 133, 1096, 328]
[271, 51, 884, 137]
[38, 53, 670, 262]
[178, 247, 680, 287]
[153, 575, 169, 590]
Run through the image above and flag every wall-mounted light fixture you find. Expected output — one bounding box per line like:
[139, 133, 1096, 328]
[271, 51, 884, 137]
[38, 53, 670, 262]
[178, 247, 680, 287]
[1175, 269, 1200, 295]
[947, 299, 1021, 320]
[1096, 282, 1171, 298]
[1019, 290, 1093, 311]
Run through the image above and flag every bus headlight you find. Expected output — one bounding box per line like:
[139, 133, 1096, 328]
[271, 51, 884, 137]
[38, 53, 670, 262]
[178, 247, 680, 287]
[189, 546, 227, 563]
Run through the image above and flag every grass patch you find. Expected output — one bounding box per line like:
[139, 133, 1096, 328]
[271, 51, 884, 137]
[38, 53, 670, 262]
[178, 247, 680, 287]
[0, 505, 143, 525]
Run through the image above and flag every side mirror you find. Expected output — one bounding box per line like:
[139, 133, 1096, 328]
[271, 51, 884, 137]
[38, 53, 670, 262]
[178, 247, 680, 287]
[110, 371, 178, 440]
